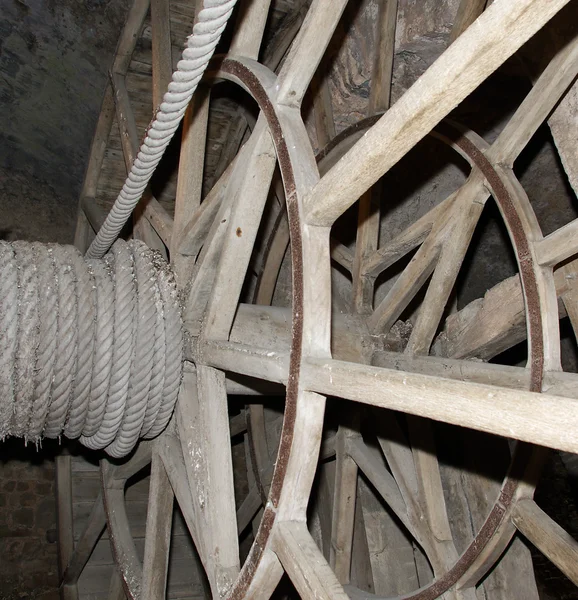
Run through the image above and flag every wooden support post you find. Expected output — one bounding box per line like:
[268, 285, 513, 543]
[56, 453, 78, 600]
[141, 450, 174, 600]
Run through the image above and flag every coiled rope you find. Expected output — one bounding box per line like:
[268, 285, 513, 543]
[86, 0, 238, 260]
[0, 239, 183, 457]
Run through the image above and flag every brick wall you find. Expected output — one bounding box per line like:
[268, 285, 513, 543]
[0, 439, 59, 600]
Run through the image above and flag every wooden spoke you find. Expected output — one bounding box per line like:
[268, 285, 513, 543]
[276, 0, 349, 106]
[101, 462, 143, 598]
[304, 0, 572, 227]
[436, 257, 578, 361]
[346, 437, 408, 533]
[301, 357, 578, 454]
[512, 499, 578, 586]
[330, 424, 360, 583]
[229, 0, 272, 60]
[141, 450, 174, 600]
[150, 0, 172, 109]
[535, 217, 578, 267]
[362, 193, 453, 279]
[367, 222, 443, 334]
[175, 368, 239, 597]
[274, 521, 349, 600]
[405, 181, 486, 355]
[61, 491, 106, 589]
[203, 117, 277, 340]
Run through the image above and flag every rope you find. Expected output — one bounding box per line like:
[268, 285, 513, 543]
[86, 0, 238, 260]
[0, 239, 183, 457]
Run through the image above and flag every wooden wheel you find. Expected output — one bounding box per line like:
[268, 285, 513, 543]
[63, 0, 578, 599]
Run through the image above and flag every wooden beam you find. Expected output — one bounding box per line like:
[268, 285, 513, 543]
[150, 0, 172, 110]
[141, 451, 174, 600]
[304, 0, 572, 227]
[434, 259, 578, 361]
[300, 357, 578, 454]
[229, 0, 272, 60]
[512, 499, 578, 586]
[276, 0, 349, 106]
[56, 454, 78, 600]
[61, 493, 106, 587]
[368, 0, 398, 114]
[274, 521, 349, 600]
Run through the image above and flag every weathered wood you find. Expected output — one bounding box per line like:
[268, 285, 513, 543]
[435, 258, 578, 361]
[141, 451, 174, 600]
[330, 425, 360, 583]
[535, 217, 578, 267]
[176, 368, 239, 597]
[229, 0, 272, 59]
[304, 0, 572, 226]
[150, 0, 172, 109]
[62, 492, 106, 587]
[512, 499, 578, 586]
[301, 357, 578, 453]
[57, 454, 79, 600]
[274, 521, 349, 600]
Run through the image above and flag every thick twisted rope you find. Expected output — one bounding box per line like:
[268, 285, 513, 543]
[86, 0, 238, 259]
[0, 240, 183, 456]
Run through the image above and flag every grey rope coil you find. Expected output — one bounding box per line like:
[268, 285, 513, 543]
[0, 239, 183, 457]
[86, 0, 238, 260]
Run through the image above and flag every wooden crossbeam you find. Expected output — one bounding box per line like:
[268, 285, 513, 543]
[300, 357, 578, 453]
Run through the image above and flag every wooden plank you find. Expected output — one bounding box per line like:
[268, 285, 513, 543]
[274, 521, 349, 600]
[512, 499, 578, 586]
[150, 0, 172, 110]
[57, 454, 79, 600]
[63, 492, 106, 586]
[300, 357, 578, 453]
[141, 451, 174, 600]
[330, 425, 360, 583]
[304, 0, 572, 226]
